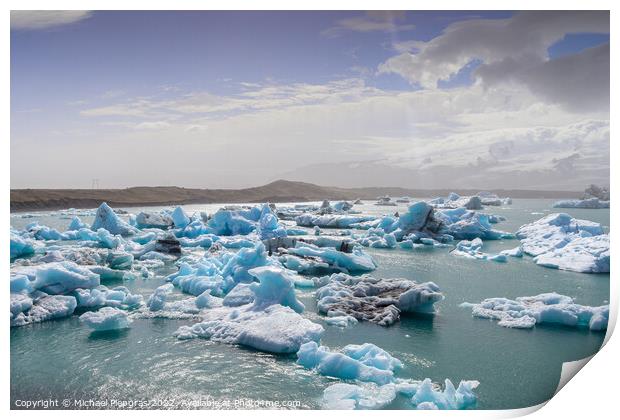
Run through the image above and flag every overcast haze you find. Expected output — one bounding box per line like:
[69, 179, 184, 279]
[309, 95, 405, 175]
[11, 10, 610, 190]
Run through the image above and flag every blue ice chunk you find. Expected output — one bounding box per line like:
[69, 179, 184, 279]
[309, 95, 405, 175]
[171, 207, 191, 228]
[68, 216, 88, 231]
[297, 341, 399, 385]
[248, 266, 305, 313]
[80, 307, 131, 331]
[10, 232, 36, 259]
[10, 274, 33, 293]
[195, 290, 223, 309]
[91, 203, 136, 236]
[147, 283, 174, 311]
[31, 261, 100, 295]
[411, 378, 479, 410]
[287, 243, 376, 273]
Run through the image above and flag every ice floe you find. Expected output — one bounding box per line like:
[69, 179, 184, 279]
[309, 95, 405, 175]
[296, 214, 376, 229]
[451, 238, 507, 262]
[11, 294, 77, 327]
[461, 293, 608, 330]
[516, 213, 609, 273]
[553, 198, 609, 209]
[297, 341, 401, 384]
[322, 378, 479, 410]
[80, 307, 132, 331]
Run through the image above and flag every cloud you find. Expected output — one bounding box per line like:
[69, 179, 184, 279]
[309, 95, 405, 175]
[63, 76, 609, 189]
[80, 79, 385, 119]
[11, 11, 92, 30]
[378, 11, 609, 111]
[475, 43, 609, 112]
[322, 11, 415, 37]
[134, 121, 172, 130]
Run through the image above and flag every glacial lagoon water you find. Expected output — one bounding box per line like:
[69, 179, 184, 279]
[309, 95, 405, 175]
[10, 199, 610, 409]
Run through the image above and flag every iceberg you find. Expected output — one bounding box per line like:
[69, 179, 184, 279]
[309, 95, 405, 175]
[410, 378, 479, 410]
[173, 264, 323, 353]
[195, 290, 223, 309]
[171, 206, 191, 228]
[354, 229, 397, 249]
[315, 274, 443, 326]
[286, 243, 377, 273]
[10, 232, 36, 259]
[325, 315, 358, 328]
[147, 283, 174, 312]
[296, 214, 376, 229]
[534, 234, 609, 273]
[166, 242, 277, 295]
[322, 378, 479, 410]
[296, 341, 401, 385]
[257, 208, 287, 240]
[80, 307, 132, 331]
[72, 286, 144, 310]
[28, 261, 100, 295]
[68, 216, 88, 231]
[437, 208, 512, 240]
[553, 198, 609, 209]
[322, 383, 398, 410]
[91, 203, 137, 236]
[451, 238, 507, 262]
[461, 293, 608, 330]
[500, 246, 523, 258]
[135, 211, 174, 229]
[11, 294, 77, 327]
[246, 266, 305, 313]
[206, 206, 262, 236]
[10, 274, 33, 293]
[516, 213, 609, 273]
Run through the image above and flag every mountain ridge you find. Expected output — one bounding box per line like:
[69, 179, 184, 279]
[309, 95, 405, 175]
[10, 179, 582, 212]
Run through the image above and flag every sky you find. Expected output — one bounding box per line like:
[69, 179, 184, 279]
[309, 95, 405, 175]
[10, 10, 610, 190]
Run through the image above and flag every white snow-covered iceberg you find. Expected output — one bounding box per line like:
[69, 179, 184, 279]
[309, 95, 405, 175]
[461, 292, 608, 330]
[553, 198, 609, 209]
[315, 273, 443, 326]
[451, 238, 507, 262]
[322, 383, 399, 410]
[80, 307, 132, 331]
[297, 341, 401, 385]
[11, 294, 77, 327]
[516, 213, 609, 273]
[73, 285, 144, 310]
[135, 211, 174, 229]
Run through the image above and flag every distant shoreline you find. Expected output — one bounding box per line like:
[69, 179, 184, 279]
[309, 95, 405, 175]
[10, 179, 582, 213]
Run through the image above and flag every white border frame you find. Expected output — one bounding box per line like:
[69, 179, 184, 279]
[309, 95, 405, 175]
[3, 2, 616, 419]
